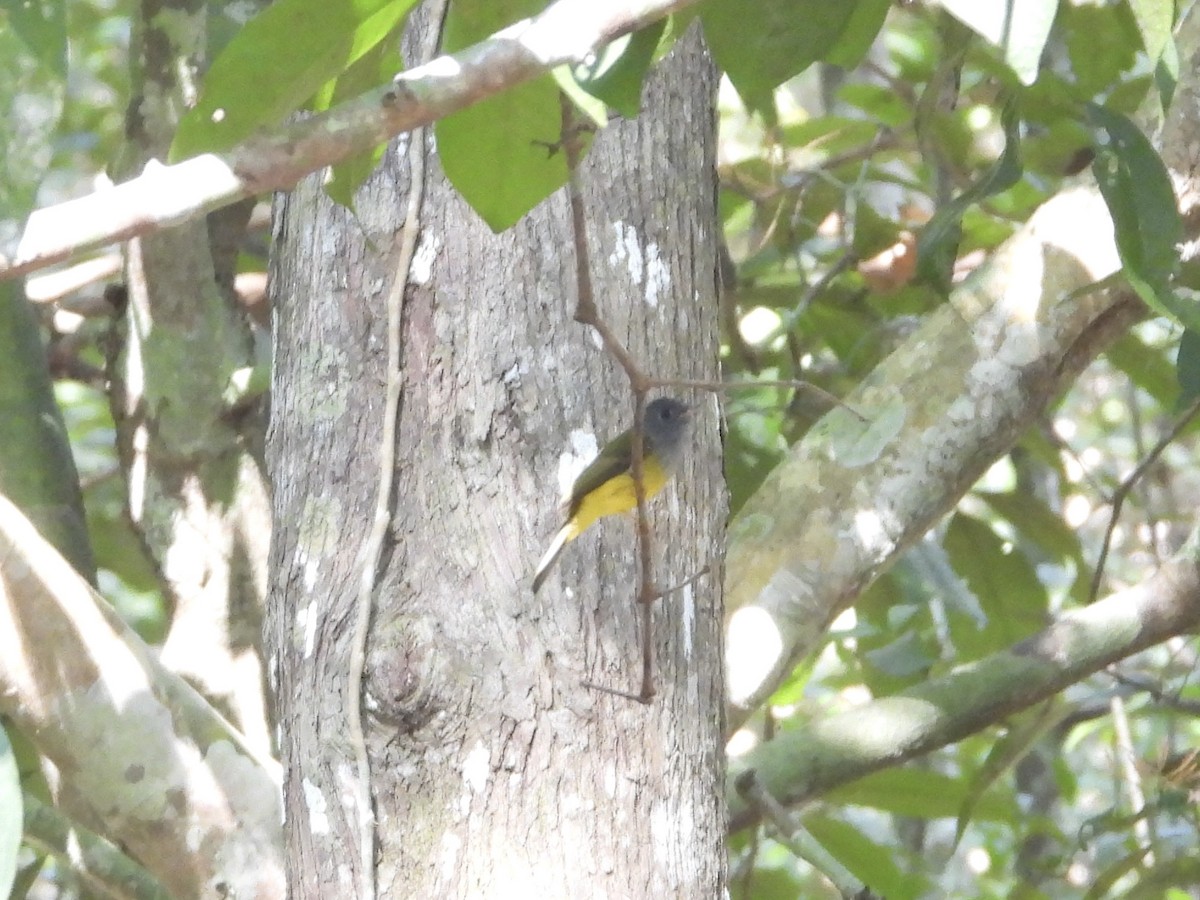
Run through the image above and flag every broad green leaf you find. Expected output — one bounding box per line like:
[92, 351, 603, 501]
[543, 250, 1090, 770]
[1106, 73, 1156, 115]
[1107, 330, 1179, 409]
[953, 700, 1065, 847]
[824, 0, 890, 69]
[918, 98, 1022, 290]
[0, 724, 20, 900]
[725, 385, 789, 514]
[858, 615, 936, 696]
[571, 20, 666, 119]
[1089, 103, 1193, 330]
[435, 0, 572, 231]
[1128, 0, 1174, 64]
[729, 866, 806, 900]
[862, 630, 934, 680]
[826, 767, 1016, 821]
[87, 505, 159, 593]
[800, 302, 884, 366]
[936, 0, 1058, 85]
[778, 116, 881, 161]
[171, 0, 418, 160]
[320, 31, 405, 208]
[0, 17, 65, 257]
[943, 512, 1047, 658]
[1156, 33, 1179, 111]
[1063, 2, 1140, 97]
[837, 82, 914, 127]
[1178, 328, 1200, 410]
[3, 0, 66, 76]
[551, 66, 608, 128]
[700, 0, 859, 107]
[804, 812, 918, 900]
[976, 489, 1085, 568]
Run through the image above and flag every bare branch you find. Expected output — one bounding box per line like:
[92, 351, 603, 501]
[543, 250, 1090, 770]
[0, 495, 284, 899]
[727, 532, 1200, 830]
[3, 0, 702, 281]
[723, 184, 1143, 730]
[1088, 393, 1200, 602]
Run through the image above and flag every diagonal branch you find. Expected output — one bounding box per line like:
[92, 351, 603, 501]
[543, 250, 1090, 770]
[0, 494, 284, 899]
[3, 0, 702, 281]
[724, 183, 1144, 730]
[727, 526, 1200, 830]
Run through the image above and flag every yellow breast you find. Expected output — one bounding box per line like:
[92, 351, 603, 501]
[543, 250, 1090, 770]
[566, 455, 670, 540]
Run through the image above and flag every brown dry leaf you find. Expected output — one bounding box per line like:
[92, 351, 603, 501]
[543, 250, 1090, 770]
[858, 230, 917, 293]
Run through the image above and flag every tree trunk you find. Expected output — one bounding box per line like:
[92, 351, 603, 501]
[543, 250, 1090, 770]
[112, 0, 273, 755]
[267, 20, 726, 899]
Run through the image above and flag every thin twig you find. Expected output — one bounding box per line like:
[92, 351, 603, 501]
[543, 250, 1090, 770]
[768, 247, 858, 344]
[1106, 668, 1200, 715]
[720, 127, 902, 204]
[560, 96, 660, 701]
[560, 101, 649, 391]
[1124, 379, 1168, 562]
[1110, 695, 1157, 864]
[651, 376, 865, 421]
[347, 4, 447, 896]
[1088, 393, 1200, 602]
[735, 770, 878, 900]
[654, 565, 711, 601]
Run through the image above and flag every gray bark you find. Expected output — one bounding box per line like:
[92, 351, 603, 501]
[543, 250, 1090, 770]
[267, 24, 726, 899]
[112, 0, 273, 754]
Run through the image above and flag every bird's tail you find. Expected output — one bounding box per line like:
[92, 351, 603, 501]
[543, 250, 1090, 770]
[531, 524, 572, 594]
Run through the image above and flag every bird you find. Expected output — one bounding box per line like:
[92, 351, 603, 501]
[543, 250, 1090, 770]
[532, 397, 691, 593]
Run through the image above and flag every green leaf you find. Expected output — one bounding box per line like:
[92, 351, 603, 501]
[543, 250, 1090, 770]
[953, 700, 1065, 847]
[826, 767, 1016, 821]
[435, 0, 573, 231]
[1063, 2, 1140, 97]
[803, 812, 919, 900]
[943, 512, 1048, 658]
[918, 98, 1023, 290]
[171, 0, 418, 160]
[976, 489, 1085, 568]
[3, 0, 66, 76]
[1127, 0, 1174, 64]
[0, 724, 21, 900]
[730, 865, 805, 900]
[1089, 103, 1192, 330]
[935, 0, 1058, 85]
[1156, 33, 1179, 111]
[320, 31, 405, 208]
[779, 115, 882, 160]
[571, 20, 666, 119]
[0, 16, 65, 256]
[700, 0, 859, 106]
[551, 65, 608, 128]
[1107, 330, 1179, 409]
[837, 82, 914, 128]
[725, 380, 790, 514]
[1177, 328, 1200, 410]
[824, 0, 890, 69]
[863, 630, 934, 680]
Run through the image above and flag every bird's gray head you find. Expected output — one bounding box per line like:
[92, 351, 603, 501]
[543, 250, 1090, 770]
[644, 397, 691, 466]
